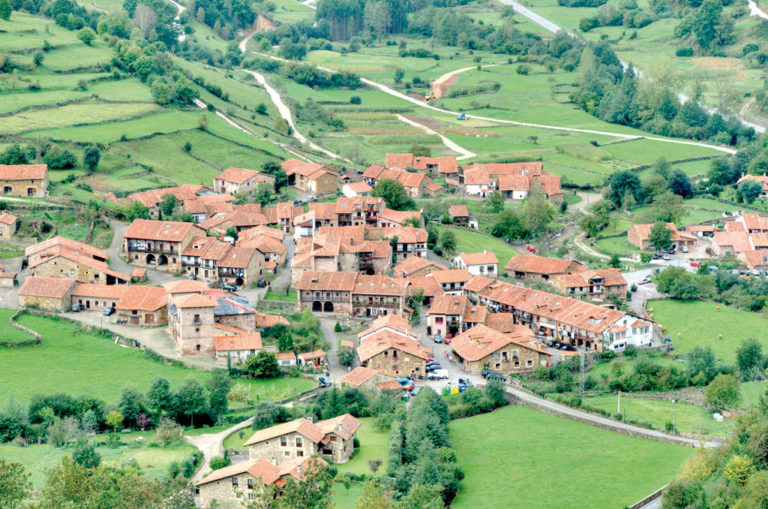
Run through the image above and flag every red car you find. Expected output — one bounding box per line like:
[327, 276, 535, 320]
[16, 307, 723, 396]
[526, 245, 537, 254]
[690, 261, 700, 268]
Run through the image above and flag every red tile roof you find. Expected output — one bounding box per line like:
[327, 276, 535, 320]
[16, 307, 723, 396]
[339, 366, 383, 386]
[357, 331, 430, 362]
[214, 332, 262, 352]
[244, 418, 326, 446]
[19, 276, 75, 298]
[116, 285, 168, 311]
[215, 167, 264, 185]
[0, 213, 17, 225]
[71, 283, 129, 299]
[353, 275, 408, 297]
[162, 279, 209, 294]
[219, 246, 259, 269]
[428, 294, 467, 315]
[504, 254, 586, 275]
[0, 164, 47, 180]
[393, 256, 445, 276]
[124, 219, 200, 242]
[431, 269, 471, 285]
[458, 251, 498, 266]
[451, 324, 546, 361]
[177, 293, 218, 308]
[449, 204, 469, 218]
[557, 269, 627, 288]
[297, 271, 357, 291]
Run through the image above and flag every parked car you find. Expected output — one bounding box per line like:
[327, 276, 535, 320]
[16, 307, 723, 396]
[425, 362, 441, 372]
[71, 303, 83, 312]
[428, 369, 449, 380]
[662, 253, 670, 260]
[481, 369, 505, 381]
[221, 284, 237, 292]
[257, 279, 269, 287]
[458, 377, 473, 387]
[433, 334, 443, 344]
[397, 377, 414, 391]
[690, 261, 700, 268]
[638, 277, 652, 285]
[651, 253, 660, 260]
[681, 246, 689, 253]
[411, 386, 423, 396]
[103, 307, 116, 316]
[318, 376, 332, 388]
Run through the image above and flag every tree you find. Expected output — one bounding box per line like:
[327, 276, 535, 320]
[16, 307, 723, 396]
[119, 388, 145, 427]
[72, 440, 101, 469]
[209, 456, 231, 470]
[105, 410, 123, 433]
[740, 180, 764, 204]
[409, 144, 431, 157]
[356, 479, 394, 509]
[648, 222, 673, 252]
[487, 191, 505, 213]
[723, 454, 754, 486]
[484, 379, 506, 408]
[0, 0, 12, 20]
[77, 27, 96, 46]
[173, 378, 207, 427]
[607, 171, 642, 208]
[146, 376, 173, 417]
[254, 183, 273, 207]
[0, 458, 28, 508]
[686, 346, 718, 383]
[667, 170, 693, 199]
[652, 191, 688, 224]
[398, 483, 444, 509]
[736, 339, 763, 379]
[225, 226, 238, 242]
[124, 200, 150, 221]
[439, 230, 456, 252]
[206, 369, 231, 425]
[256, 103, 268, 115]
[705, 374, 741, 410]
[338, 346, 355, 367]
[608, 253, 621, 268]
[372, 179, 415, 211]
[159, 194, 180, 218]
[244, 351, 281, 379]
[523, 185, 554, 234]
[0, 144, 29, 165]
[132, 4, 158, 38]
[274, 170, 289, 193]
[83, 146, 100, 172]
[491, 209, 528, 240]
[274, 459, 335, 509]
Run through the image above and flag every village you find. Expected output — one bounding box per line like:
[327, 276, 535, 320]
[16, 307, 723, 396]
[1, 152, 763, 507]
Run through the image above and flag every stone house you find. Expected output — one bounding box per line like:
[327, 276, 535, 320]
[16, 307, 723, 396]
[197, 456, 324, 509]
[281, 159, 338, 195]
[18, 276, 75, 311]
[0, 164, 48, 197]
[553, 269, 628, 302]
[357, 331, 429, 378]
[504, 254, 586, 283]
[245, 414, 361, 464]
[352, 275, 409, 318]
[450, 324, 551, 374]
[449, 205, 470, 226]
[213, 167, 265, 195]
[238, 227, 287, 267]
[218, 246, 265, 287]
[0, 213, 17, 239]
[362, 166, 429, 198]
[123, 220, 205, 271]
[26, 236, 129, 285]
[338, 366, 399, 392]
[296, 271, 357, 314]
[181, 236, 231, 284]
[115, 285, 168, 325]
[377, 208, 422, 228]
[168, 293, 217, 354]
[214, 332, 262, 364]
[385, 153, 458, 178]
[393, 256, 445, 278]
[71, 283, 128, 311]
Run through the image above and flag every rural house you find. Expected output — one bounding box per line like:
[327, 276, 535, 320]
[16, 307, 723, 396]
[453, 251, 499, 277]
[18, 276, 76, 311]
[627, 223, 697, 251]
[26, 236, 130, 285]
[0, 163, 48, 197]
[504, 254, 586, 282]
[123, 219, 205, 271]
[450, 324, 550, 374]
[281, 159, 337, 195]
[0, 212, 17, 239]
[214, 332, 262, 364]
[553, 269, 628, 302]
[115, 285, 168, 325]
[213, 167, 265, 195]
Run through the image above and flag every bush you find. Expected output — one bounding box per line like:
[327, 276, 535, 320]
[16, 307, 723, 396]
[209, 455, 231, 470]
[350, 96, 361, 104]
[516, 65, 531, 75]
[676, 47, 693, 57]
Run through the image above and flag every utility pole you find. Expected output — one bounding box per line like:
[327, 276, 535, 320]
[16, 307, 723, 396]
[579, 346, 585, 402]
[617, 390, 621, 414]
[673, 399, 677, 435]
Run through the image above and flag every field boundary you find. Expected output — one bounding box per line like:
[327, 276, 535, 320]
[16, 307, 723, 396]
[629, 484, 668, 509]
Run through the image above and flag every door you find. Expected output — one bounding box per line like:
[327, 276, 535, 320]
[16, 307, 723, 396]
[145, 314, 153, 324]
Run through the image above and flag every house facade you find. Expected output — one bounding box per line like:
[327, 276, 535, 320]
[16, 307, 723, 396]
[123, 220, 205, 271]
[504, 254, 586, 282]
[0, 164, 49, 197]
[167, 293, 217, 354]
[453, 251, 498, 277]
[451, 324, 551, 374]
[213, 167, 265, 195]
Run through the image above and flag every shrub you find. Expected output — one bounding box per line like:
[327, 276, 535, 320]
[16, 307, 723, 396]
[350, 96, 361, 104]
[676, 47, 693, 57]
[516, 65, 531, 75]
[209, 455, 231, 470]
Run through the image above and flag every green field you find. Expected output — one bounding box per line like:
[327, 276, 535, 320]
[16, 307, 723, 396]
[649, 300, 768, 363]
[584, 395, 733, 436]
[0, 313, 314, 404]
[588, 356, 687, 380]
[436, 226, 518, 269]
[265, 289, 298, 302]
[335, 418, 389, 475]
[449, 406, 692, 508]
[0, 309, 35, 343]
[0, 439, 197, 490]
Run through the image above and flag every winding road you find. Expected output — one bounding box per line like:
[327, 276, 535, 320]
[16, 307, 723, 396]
[396, 114, 476, 160]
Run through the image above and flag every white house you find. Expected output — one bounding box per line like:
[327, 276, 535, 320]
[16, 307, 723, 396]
[214, 333, 262, 364]
[453, 251, 499, 277]
[342, 181, 373, 197]
[277, 352, 297, 367]
[463, 168, 492, 198]
[603, 317, 654, 351]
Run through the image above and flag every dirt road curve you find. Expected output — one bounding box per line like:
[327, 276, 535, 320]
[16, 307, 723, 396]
[396, 114, 476, 160]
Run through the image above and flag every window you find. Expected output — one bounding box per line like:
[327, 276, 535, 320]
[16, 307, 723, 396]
[194, 314, 200, 323]
[232, 477, 239, 486]
[196, 345, 200, 352]
[329, 435, 337, 442]
[297, 450, 304, 457]
[247, 479, 254, 489]
[296, 437, 302, 447]
[280, 437, 287, 447]
[527, 360, 533, 367]
[195, 328, 200, 333]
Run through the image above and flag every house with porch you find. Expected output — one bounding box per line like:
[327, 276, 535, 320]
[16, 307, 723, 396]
[451, 324, 550, 374]
[297, 271, 357, 314]
[352, 275, 408, 318]
[123, 220, 205, 271]
[553, 269, 628, 302]
[504, 254, 586, 283]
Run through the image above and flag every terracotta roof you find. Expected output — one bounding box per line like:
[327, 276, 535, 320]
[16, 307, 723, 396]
[298, 349, 327, 361]
[177, 293, 218, 308]
[726, 221, 746, 233]
[239, 225, 284, 242]
[458, 251, 498, 266]
[345, 181, 373, 194]
[26, 236, 107, 260]
[484, 312, 516, 333]
[18, 276, 75, 298]
[353, 275, 408, 297]
[394, 256, 444, 276]
[428, 294, 467, 316]
[71, 283, 129, 299]
[124, 219, 200, 242]
[451, 324, 545, 361]
[463, 168, 490, 186]
[239, 235, 287, 256]
[255, 312, 290, 328]
[116, 285, 167, 311]
[449, 204, 469, 218]
[316, 414, 361, 441]
[404, 275, 442, 297]
[377, 380, 403, 391]
[685, 225, 716, 232]
[498, 175, 530, 192]
[714, 231, 751, 253]
[379, 208, 421, 226]
[357, 330, 431, 362]
[385, 154, 457, 173]
[431, 269, 471, 285]
[124, 185, 207, 210]
[162, 279, 209, 294]
[131, 268, 146, 278]
[182, 236, 231, 261]
[214, 332, 262, 352]
[341, 339, 354, 348]
[281, 159, 337, 178]
[557, 269, 627, 288]
[0, 164, 47, 180]
[464, 162, 544, 177]
[741, 213, 768, 232]
[197, 457, 280, 486]
[200, 210, 269, 231]
[339, 366, 383, 386]
[215, 167, 264, 185]
[463, 304, 487, 324]
[219, 246, 259, 269]
[244, 418, 325, 446]
[627, 223, 681, 243]
[381, 226, 427, 244]
[297, 271, 357, 291]
[0, 213, 17, 225]
[504, 254, 585, 275]
[463, 276, 496, 294]
[276, 352, 296, 360]
[358, 313, 416, 340]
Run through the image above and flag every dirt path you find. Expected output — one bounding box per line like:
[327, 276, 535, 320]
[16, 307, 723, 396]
[574, 232, 635, 262]
[429, 64, 500, 99]
[396, 114, 476, 160]
[169, 0, 187, 42]
[186, 417, 255, 482]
